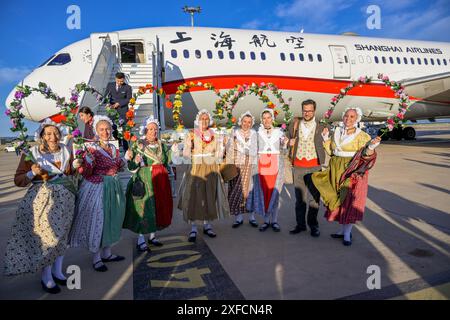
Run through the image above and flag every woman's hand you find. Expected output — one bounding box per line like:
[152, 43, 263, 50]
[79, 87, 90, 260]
[125, 149, 133, 161]
[73, 159, 83, 169]
[321, 128, 330, 141]
[134, 154, 142, 164]
[31, 163, 45, 176]
[368, 136, 382, 150]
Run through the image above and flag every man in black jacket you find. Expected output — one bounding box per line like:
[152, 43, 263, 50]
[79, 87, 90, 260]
[287, 99, 326, 237]
[105, 72, 132, 151]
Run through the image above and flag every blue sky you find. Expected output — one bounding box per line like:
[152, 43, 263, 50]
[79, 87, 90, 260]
[1, 0, 449, 137]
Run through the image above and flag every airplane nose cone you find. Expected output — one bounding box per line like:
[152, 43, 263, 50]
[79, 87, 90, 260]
[5, 81, 35, 121]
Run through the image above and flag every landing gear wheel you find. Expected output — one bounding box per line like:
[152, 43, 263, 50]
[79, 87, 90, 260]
[402, 127, 416, 140]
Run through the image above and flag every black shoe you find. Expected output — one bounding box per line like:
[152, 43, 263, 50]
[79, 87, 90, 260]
[149, 238, 163, 247]
[249, 220, 258, 228]
[93, 260, 108, 272]
[188, 231, 197, 242]
[259, 223, 270, 232]
[101, 254, 125, 263]
[136, 242, 151, 252]
[310, 227, 320, 237]
[52, 273, 67, 286]
[232, 220, 243, 228]
[289, 226, 307, 234]
[271, 223, 281, 232]
[41, 280, 61, 294]
[343, 239, 352, 246]
[203, 228, 217, 238]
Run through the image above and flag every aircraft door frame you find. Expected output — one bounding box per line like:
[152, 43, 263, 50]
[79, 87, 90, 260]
[329, 45, 351, 79]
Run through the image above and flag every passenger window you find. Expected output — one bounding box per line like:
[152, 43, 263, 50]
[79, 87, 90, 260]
[218, 51, 224, 59]
[318, 54, 323, 62]
[183, 50, 189, 59]
[250, 52, 256, 60]
[171, 50, 177, 59]
[260, 52, 266, 60]
[280, 53, 286, 61]
[308, 54, 314, 62]
[207, 50, 213, 59]
[290, 53, 295, 61]
[195, 50, 201, 59]
[240, 51, 246, 60]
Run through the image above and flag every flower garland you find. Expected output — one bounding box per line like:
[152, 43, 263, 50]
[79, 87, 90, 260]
[168, 81, 221, 131]
[320, 74, 412, 136]
[5, 81, 135, 160]
[214, 82, 293, 129]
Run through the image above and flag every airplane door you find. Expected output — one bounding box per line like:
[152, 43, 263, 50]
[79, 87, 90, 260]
[329, 45, 351, 79]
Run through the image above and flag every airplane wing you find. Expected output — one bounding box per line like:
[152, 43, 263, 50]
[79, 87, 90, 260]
[400, 72, 450, 103]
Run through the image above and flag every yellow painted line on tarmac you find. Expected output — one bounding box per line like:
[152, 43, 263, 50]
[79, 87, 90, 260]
[391, 282, 450, 300]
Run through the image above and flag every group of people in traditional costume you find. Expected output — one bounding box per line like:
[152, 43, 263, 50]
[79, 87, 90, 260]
[3, 92, 381, 294]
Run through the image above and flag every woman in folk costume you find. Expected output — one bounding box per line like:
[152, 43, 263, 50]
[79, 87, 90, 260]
[247, 109, 289, 232]
[69, 115, 126, 271]
[176, 109, 230, 242]
[4, 119, 80, 294]
[226, 111, 259, 228]
[123, 116, 173, 252]
[311, 107, 381, 246]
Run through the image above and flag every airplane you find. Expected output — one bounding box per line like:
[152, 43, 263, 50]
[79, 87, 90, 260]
[5, 26, 450, 140]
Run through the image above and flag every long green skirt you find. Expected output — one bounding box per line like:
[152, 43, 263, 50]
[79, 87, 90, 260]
[101, 175, 126, 248]
[311, 156, 352, 211]
[124, 166, 156, 234]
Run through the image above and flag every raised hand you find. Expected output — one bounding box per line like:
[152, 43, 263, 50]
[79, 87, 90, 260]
[73, 159, 83, 169]
[321, 128, 330, 141]
[31, 163, 44, 176]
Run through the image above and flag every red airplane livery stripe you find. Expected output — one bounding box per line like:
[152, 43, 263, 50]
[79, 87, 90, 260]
[162, 74, 421, 100]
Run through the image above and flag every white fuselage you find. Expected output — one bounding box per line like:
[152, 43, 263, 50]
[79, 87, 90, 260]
[6, 26, 450, 127]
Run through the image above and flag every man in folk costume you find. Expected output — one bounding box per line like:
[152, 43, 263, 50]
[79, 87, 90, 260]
[123, 116, 173, 252]
[247, 108, 289, 232]
[226, 111, 259, 228]
[287, 99, 326, 237]
[176, 109, 230, 242]
[312, 107, 381, 246]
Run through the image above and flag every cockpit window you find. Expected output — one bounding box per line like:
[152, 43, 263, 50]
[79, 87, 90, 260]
[48, 53, 71, 66]
[38, 55, 55, 67]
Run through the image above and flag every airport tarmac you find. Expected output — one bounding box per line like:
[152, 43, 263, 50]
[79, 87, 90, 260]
[0, 127, 449, 300]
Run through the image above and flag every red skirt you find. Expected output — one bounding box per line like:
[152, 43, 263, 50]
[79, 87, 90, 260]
[152, 164, 173, 228]
[258, 154, 279, 212]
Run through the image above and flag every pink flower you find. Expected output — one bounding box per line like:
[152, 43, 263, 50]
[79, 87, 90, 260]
[387, 124, 394, 131]
[382, 75, 389, 82]
[387, 118, 395, 125]
[359, 76, 367, 83]
[260, 82, 266, 87]
[5, 109, 11, 116]
[281, 123, 287, 130]
[72, 129, 82, 137]
[238, 86, 244, 93]
[331, 97, 337, 102]
[14, 91, 25, 100]
[396, 113, 405, 120]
